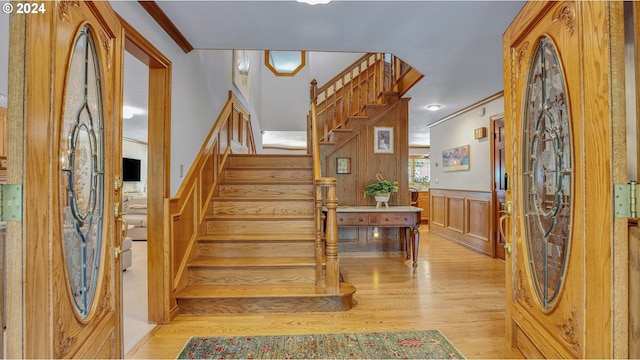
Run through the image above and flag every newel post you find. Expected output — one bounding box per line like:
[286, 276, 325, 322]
[318, 177, 339, 293]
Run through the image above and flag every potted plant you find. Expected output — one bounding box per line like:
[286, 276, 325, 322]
[363, 174, 399, 208]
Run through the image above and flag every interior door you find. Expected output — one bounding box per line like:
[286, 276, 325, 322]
[9, 1, 124, 358]
[502, 1, 627, 358]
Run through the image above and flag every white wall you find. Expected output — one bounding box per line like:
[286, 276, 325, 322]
[260, 53, 310, 132]
[308, 52, 363, 86]
[110, 1, 264, 196]
[429, 97, 504, 192]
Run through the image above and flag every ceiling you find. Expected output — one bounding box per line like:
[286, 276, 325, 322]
[0, 1, 526, 147]
[149, 0, 525, 147]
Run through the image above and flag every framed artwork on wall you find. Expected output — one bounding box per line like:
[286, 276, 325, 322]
[336, 157, 351, 174]
[373, 127, 394, 154]
[442, 145, 470, 172]
[232, 50, 251, 102]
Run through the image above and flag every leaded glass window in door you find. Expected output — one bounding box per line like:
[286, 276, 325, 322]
[59, 25, 105, 319]
[522, 36, 573, 309]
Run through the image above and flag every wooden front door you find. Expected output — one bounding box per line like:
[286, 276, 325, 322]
[503, 1, 627, 358]
[492, 115, 506, 260]
[8, 1, 124, 358]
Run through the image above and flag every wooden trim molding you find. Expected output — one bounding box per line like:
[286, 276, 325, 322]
[428, 91, 504, 129]
[429, 188, 494, 256]
[137, 1, 194, 53]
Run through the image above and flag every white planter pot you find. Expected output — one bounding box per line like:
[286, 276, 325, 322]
[374, 193, 390, 202]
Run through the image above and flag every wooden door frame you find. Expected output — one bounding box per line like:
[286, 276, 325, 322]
[490, 113, 505, 259]
[119, 17, 172, 325]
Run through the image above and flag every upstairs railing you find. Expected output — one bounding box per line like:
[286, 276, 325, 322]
[309, 53, 423, 145]
[310, 82, 340, 294]
[166, 91, 255, 299]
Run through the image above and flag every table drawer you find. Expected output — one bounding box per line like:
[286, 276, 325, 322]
[369, 213, 417, 226]
[337, 213, 369, 226]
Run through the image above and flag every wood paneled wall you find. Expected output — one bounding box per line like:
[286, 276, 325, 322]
[429, 188, 494, 256]
[324, 99, 410, 251]
[325, 99, 410, 207]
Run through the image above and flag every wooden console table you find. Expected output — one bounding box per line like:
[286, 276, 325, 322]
[334, 206, 422, 267]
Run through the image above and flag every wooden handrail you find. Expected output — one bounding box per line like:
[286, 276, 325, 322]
[166, 91, 255, 298]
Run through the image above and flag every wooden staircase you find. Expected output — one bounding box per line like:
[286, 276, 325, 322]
[175, 154, 355, 314]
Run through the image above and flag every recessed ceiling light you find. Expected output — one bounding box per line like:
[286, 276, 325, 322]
[296, 0, 332, 5]
[425, 104, 441, 111]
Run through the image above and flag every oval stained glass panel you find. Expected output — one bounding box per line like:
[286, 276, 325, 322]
[522, 36, 572, 309]
[59, 25, 105, 319]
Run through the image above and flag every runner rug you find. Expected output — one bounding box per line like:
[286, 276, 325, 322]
[176, 330, 465, 359]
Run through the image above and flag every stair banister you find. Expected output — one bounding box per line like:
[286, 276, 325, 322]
[310, 80, 340, 293]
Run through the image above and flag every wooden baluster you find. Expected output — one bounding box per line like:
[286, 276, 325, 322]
[323, 90, 328, 140]
[350, 70, 354, 116]
[340, 79, 345, 124]
[374, 54, 379, 97]
[366, 61, 370, 103]
[356, 66, 362, 115]
[331, 83, 338, 130]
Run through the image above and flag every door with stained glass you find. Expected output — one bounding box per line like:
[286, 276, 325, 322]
[502, 1, 627, 358]
[10, 1, 124, 358]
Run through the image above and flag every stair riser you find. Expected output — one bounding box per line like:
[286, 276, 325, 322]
[188, 267, 316, 285]
[328, 131, 352, 143]
[177, 295, 354, 314]
[218, 184, 314, 198]
[207, 220, 315, 235]
[345, 117, 370, 129]
[229, 156, 312, 169]
[224, 169, 313, 182]
[198, 242, 315, 258]
[212, 200, 314, 216]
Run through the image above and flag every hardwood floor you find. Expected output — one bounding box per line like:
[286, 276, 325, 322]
[126, 230, 506, 359]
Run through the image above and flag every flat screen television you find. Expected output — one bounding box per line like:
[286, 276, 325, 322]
[122, 157, 141, 182]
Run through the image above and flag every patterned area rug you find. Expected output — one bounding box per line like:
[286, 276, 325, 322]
[176, 330, 465, 359]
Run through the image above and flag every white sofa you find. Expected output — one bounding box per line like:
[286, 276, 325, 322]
[121, 236, 132, 271]
[123, 196, 147, 241]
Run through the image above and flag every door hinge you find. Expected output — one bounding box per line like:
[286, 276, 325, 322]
[615, 180, 637, 218]
[0, 184, 22, 221]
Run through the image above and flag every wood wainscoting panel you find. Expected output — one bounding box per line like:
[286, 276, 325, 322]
[466, 198, 491, 242]
[431, 194, 446, 227]
[429, 189, 493, 255]
[446, 196, 465, 233]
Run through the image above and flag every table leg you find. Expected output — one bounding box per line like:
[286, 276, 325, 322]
[411, 226, 419, 267]
[404, 227, 411, 259]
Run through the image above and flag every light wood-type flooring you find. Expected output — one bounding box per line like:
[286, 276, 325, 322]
[126, 229, 506, 359]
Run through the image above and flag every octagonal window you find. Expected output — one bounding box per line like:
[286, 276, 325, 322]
[265, 50, 306, 76]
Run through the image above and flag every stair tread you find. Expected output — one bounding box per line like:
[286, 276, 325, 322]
[189, 257, 317, 267]
[177, 283, 356, 298]
[212, 197, 314, 202]
[207, 214, 314, 220]
[220, 180, 314, 185]
[198, 234, 315, 241]
[225, 164, 313, 171]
